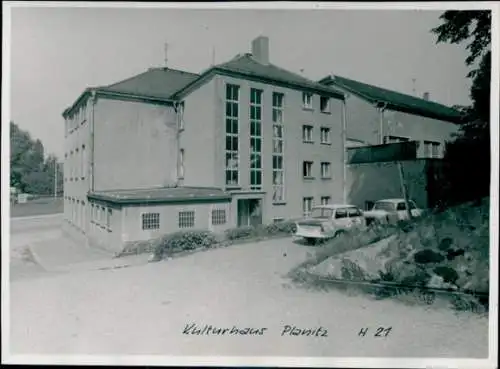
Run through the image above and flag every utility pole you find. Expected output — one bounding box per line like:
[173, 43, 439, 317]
[54, 161, 58, 198]
[397, 161, 413, 221]
[412, 78, 416, 96]
[164, 42, 169, 68]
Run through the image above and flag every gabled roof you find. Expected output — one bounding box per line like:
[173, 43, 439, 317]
[87, 186, 231, 205]
[63, 55, 345, 118]
[100, 67, 199, 100]
[319, 75, 463, 124]
[173, 53, 345, 100]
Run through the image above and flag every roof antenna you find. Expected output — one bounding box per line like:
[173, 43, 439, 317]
[164, 42, 169, 69]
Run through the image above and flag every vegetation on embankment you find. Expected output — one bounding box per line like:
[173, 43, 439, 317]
[289, 198, 490, 313]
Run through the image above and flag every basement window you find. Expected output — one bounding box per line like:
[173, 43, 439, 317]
[211, 209, 226, 226]
[142, 213, 160, 230]
[179, 210, 195, 228]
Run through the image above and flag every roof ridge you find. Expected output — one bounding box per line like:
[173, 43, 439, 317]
[333, 74, 452, 109]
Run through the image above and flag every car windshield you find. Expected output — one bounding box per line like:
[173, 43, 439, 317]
[372, 201, 395, 211]
[310, 208, 334, 218]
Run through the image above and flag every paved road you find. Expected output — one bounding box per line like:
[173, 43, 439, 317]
[9, 215, 65, 280]
[10, 237, 489, 359]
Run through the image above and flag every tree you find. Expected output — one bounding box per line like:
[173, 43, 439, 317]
[10, 121, 61, 195]
[431, 10, 491, 206]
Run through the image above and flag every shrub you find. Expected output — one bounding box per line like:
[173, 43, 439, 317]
[413, 249, 445, 264]
[153, 229, 217, 259]
[224, 225, 258, 241]
[264, 220, 297, 235]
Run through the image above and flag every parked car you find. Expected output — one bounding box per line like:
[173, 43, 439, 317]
[363, 198, 423, 225]
[295, 204, 366, 245]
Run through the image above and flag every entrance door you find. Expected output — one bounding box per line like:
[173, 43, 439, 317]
[237, 199, 262, 227]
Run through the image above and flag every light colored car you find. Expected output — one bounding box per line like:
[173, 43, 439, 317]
[363, 198, 423, 225]
[295, 204, 366, 244]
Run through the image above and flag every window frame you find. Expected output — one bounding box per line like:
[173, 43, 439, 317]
[302, 92, 313, 109]
[178, 210, 195, 229]
[250, 88, 263, 191]
[302, 125, 314, 143]
[321, 162, 331, 179]
[225, 83, 241, 187]
[303, 161, 313, 179]
[272, 92, 285, 203]
[142, 212, 160, 230]
[320, 96, 331, 113]
[302, 197, 314, 217]
[211, 208, 227, 226]
[320, 127, 331, 144]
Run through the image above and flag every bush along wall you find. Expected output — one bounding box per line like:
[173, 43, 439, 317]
[132, 220, 299, 261]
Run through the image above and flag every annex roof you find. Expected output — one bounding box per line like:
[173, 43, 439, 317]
[318, 75, 464, 124]
[87, 186, 231, 205]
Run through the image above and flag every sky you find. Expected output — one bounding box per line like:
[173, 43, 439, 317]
[9, 5, 472, 159]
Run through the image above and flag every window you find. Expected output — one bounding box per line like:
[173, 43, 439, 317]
[75, 148, 79, 180]
[302, 125, 313, 142]
[303, 161, 313, 178]
[320, 127, 331, 144]
[320, 96, 330, 113]
[178, 103, 185, 131]
[348, 207, 362, 217]
[225, 84, 240, 186]
[303, 197, 314, 217]
[397, 201, 417, 211]
[179, 149, 185, 179]
[250, 88, 263, 190]
[142, 213, 160, 230]
[424, 140, 441, 158]
[272, 92, 285, 203]
[81, 145, 86, 179]
[311, 207, 334, 218]
[321, 162, 331, 178]
[273, 217, 285, 224]
[211, 209, 226, 225]
[179, 210, 195, 228]
[302, 92, 313, 109]
[107, 208, 112, 229]
[335, 208, 348, 219]
[384, 135, 410, 144]
[321, 196, 331, 205]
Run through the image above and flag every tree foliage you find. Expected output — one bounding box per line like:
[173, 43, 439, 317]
[10, 121, 63, 195]
[431, 10, 491, 207]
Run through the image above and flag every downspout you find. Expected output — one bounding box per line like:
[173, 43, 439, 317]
[378, 102, 388, 144]
[174, 101, 182, 187]
[90, 90, 96, 192]
[341, 98, 348, 204]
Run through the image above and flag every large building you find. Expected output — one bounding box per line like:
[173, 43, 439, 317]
[317, 74, 463, 209]
[62, 36, 347, 253]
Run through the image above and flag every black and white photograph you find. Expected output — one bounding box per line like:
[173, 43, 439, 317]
[2, 2, 498, 367]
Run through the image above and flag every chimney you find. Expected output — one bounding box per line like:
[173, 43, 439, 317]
[423, 92, 429, 101]
[251, 36, 269, 65]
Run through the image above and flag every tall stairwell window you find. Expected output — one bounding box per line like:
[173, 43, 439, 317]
[250, 88, 263, 190]
[225, 84, 240, 186]
[272, 92, 285, 203]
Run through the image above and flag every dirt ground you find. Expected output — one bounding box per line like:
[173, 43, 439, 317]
[9, 235, 489, 359]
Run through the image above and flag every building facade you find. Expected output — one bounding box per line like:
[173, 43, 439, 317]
[62, 36, 346, 253]
[318, 74, 463, 209]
